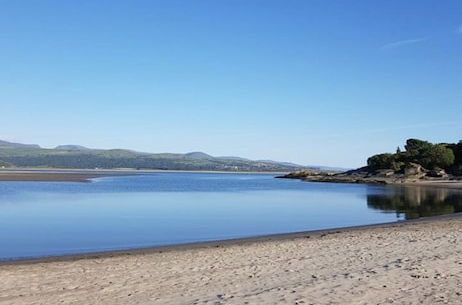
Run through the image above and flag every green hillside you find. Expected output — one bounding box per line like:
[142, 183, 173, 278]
[0, 140, 311, 172]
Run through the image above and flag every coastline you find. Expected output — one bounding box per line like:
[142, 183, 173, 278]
[0, 171, 128, 182]
[2, 212, 461, 265]
[306, 178, 462, 190]
[277, 168, 462, 190]
[0, 168, 286, 182]
[1, 213, 461, 305]
[401, 180, 462, 189]
[2, 168, 462, 188]
[278, 173, 462, 190]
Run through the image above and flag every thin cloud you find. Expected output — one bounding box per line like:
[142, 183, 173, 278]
[380, 37, 429, 50]
[458, 25, 462, 34]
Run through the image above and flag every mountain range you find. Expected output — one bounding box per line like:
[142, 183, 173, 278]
[0, 140, 327, 172]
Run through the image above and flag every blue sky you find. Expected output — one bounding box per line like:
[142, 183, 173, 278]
[1, 0, 461, 167]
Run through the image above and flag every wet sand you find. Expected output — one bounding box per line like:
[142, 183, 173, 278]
[1, 214, 461, 305]
[0, 169, 282, 182]
[0, 172, 116, 182]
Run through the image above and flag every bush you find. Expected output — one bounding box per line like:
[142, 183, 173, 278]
[404, 139, 433, 155]
[448, 141, 462, 166]
[420, 144, 455, 169]
[367, 153, 396, 170]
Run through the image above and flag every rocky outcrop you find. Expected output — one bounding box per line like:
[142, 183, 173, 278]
[278, 163, 458, 186]
[404, 163, 425, 178]
[428, 169, 449, 179]
[278, 168, 393, 185]
[278, 138, 462, 185]
[276, 170, 333, 179]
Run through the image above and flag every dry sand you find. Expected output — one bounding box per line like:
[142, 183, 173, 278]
[1, 216, 461, 305]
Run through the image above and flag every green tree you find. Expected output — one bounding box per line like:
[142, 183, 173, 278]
[448, 141, 462, 166]
[367, 139, 456, 171]
[404, 139, 431, 160]
[367, 153, 396, 170]
[420, 145, 455, 169]
[404, 139, 433, 154]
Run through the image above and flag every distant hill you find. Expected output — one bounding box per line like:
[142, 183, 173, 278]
[218, 156, 250, 161]
[54, 145, 90, 151]
[0, 140, 40, 149]
[184, 152, 213, 159]
[0, 139, 316, 172]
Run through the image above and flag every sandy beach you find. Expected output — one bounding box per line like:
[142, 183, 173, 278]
[1, 215, 461, 305]
[0, 170, 283, 182]
[0, 171, 120, 182]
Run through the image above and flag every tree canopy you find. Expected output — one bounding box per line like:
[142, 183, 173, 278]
[367, 138, 457, 171]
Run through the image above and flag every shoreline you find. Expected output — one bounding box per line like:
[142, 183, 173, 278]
[2, 169, 462, 188]
[0, 169, 286, 182]
[400, 180, 462, 189]
[0, 167, 291, 174]
[279, 174, 462, 190]
[3, 212, 461, 265]
[0, 171, 129, 182]
[277, 170, 462, 190]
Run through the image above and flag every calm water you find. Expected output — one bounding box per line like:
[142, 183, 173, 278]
[0, 172, 461, 260]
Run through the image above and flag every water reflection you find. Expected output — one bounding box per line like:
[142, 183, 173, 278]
[367, 186, 462, 219]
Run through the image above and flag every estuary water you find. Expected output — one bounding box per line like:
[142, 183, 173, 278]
[0, 172, 461, 260]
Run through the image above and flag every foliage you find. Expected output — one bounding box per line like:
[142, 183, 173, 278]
[419, 144, 454, 169]
[368, 138, 458, 171]
[404, 139, 433, 155]
[367, 153, 396, 170]
[447, 141, 462, 167]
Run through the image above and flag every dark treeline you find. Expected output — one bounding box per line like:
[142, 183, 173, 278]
[367, 139, 462, 175]
[0, 154, 256, 170]
[0, 146, 308, 172]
